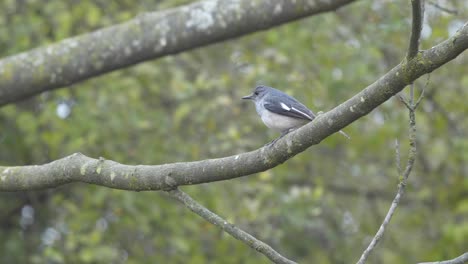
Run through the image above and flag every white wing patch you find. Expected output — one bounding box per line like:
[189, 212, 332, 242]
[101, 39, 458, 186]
[280, 102, 291, 111]
[291, 107, 313, 120]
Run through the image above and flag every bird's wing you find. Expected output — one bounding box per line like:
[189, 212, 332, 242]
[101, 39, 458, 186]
[263, 96, 315, 121]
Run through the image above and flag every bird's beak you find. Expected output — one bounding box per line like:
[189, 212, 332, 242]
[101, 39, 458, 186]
[242, 93, 254, 100]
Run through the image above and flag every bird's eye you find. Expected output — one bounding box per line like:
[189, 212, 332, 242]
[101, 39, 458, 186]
[254, 92, 259, 95]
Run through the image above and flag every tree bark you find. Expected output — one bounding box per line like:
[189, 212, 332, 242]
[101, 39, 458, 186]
[0, 0, 357, 106]
[1, 22, 467, 192]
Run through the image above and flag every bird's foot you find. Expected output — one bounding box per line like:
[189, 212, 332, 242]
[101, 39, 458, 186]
[264, 138, 279, 147]
[264, 128, 295, 147]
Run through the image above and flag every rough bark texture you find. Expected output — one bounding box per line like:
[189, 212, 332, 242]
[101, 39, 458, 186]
[1, 22, 467, 192]
[0, 0, 357, 106]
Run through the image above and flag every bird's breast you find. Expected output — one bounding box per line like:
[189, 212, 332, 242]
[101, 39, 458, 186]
[260, 110, 309, 133]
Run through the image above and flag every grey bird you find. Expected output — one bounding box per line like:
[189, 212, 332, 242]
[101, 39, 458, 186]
[242, 85, 350, 142]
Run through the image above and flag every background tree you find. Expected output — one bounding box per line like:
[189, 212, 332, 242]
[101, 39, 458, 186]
[0, 0, 467, 263]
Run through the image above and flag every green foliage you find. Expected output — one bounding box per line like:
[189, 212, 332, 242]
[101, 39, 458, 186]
[0, 0, 467, 263]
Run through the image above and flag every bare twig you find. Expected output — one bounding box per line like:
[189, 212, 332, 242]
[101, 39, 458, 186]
[166, 188, 297, 264]
[395, 139, 402, 177]
[356, 186, 406, 264]
[427, 1, 458, 15]
[418, 252, 468, 264]
[356, 3, 425, 262]
[407, 0, 424, 60]
[415, 74, 430, 109]
[414, 88, 425, 109]
[398, 94, 412, 109]
[356, 84, 420, 264]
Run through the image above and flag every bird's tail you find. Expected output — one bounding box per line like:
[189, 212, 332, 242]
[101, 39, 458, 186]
[339, 130, 351, 139]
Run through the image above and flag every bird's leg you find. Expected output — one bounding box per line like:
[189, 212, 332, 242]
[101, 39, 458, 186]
[264, 128, 295, 147]
[264, 138, 277, 147]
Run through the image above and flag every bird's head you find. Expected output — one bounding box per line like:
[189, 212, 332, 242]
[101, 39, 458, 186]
[242, 85, 270, 102]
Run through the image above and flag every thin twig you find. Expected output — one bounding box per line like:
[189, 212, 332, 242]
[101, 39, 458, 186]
[407, 0, 424, 60]
[427, 0, 458, 15]
[356, 2, 425, 258]
[356, 84, 419, 264]
[356, 185, 405, 264]
[402, 88, 417, 181]
[418, 252, 468, 264]
[398, 94, 411, 109]
[415, 74, 430, 109]
[166, 188, 297, 264]
[414, 87, 425, 109]
[395, 139, 402, 177]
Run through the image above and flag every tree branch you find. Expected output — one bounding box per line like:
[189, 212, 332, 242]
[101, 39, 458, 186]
[1, 22, 467, 192]
[395, 139, 402, 177]
[407, 0, 423, 59]
[356, 84, 420, 264]
[0, 0, 358, 106]
[427, 1, 458, 15]
[418, 252, 468, 264]
[356, 2, 426, 263]
[167, 188, 296, 264]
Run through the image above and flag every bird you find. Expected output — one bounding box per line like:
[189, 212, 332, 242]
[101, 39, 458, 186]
[242, 85, 350, 143]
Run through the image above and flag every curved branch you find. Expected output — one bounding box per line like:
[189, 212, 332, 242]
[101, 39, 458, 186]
[0, 0, 358, 106]
[0, 22, 467, 192]
[356, 83, 421, 264]
[167, 188, 297, 264]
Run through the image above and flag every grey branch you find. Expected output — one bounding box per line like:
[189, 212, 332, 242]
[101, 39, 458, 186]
[1, 22, 468, 192]
[418, 252, 468, 264]
[356, 83, 420, 264]
[395, 139, 402, 177]
[407, 0, 424, 59]
[356, 3, 426, 262]
[0, 0, 358, 106]
[167, 188, 296, 264]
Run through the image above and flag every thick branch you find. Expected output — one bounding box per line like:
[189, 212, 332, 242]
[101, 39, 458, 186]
[0, 0, 358, 106]
[167, 188, 296, 264]
[418, 252, 468, 264]
[1, 22, 467, 192]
